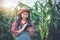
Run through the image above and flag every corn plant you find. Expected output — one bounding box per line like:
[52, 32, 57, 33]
[30, 0, 58, 40]
[31, 1, 51, 40]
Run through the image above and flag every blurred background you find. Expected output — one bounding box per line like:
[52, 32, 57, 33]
[0, 0, 60, 40]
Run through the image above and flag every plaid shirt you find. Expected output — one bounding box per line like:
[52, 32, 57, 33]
[11, 21, 35, 33]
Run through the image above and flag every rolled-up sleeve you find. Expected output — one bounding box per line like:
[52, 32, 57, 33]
[11, 21, 17, 32]
[29, 22, 35, 37]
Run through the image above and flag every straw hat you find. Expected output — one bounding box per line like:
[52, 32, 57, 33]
[17, 6, 32, 16]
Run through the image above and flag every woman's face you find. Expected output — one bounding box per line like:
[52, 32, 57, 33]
[21, 12, 29, 20]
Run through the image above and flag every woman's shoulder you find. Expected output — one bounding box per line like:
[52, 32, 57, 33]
[31, 22, 34, 27]
[12, 20, 17, 26]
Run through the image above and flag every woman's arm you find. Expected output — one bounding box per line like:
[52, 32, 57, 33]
[27, 27, 34, 37]
[27, 22, 35, 37]
[11, 21, 27, 36]
[11, 21, 23, 36]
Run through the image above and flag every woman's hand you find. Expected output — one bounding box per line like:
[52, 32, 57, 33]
[27, 27, 34, 37]
[27, 27, 33, 31]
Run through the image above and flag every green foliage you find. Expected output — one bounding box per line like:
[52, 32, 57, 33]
[0, 14, 14, 40]
[31, 0, 60, 40]
[31, 1, 51, 40]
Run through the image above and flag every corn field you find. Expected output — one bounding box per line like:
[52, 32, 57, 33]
[0, 0, 60, 40]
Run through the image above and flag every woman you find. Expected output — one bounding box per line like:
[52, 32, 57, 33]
[11, 6, 34, 40]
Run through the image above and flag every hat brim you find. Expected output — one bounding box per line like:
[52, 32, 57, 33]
[17, 9, 32, 16]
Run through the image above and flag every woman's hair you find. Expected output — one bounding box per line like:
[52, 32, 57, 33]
[16, 11, 32, 28]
